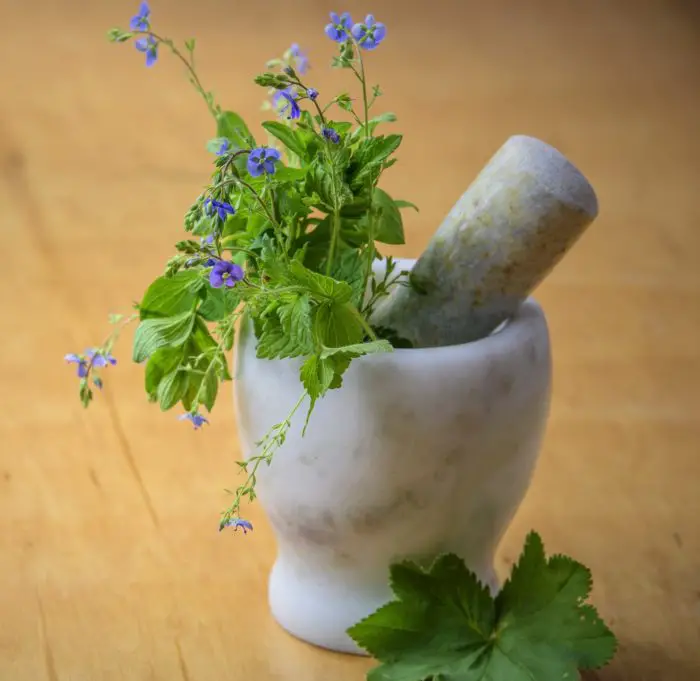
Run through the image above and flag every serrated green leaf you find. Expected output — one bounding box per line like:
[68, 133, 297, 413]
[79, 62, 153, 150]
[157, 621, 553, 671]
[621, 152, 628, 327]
[132, 311, 196, 364]
[157, 368, 188, 411]
[299, 355, 335, 402]
[313, 302, 364, 348]
[373, 188, 405, 245]
[199, 286, 241, 322]
[139, 271, 203, 319]
[262, 121, 306, 158]
[349, 531, 618, 681]
[320, 339, 392, 359]
[278, 294, 314, 354]
[288, 260, 354, 303]
[256, 307, 310, 360]
[353, 134, 403, 183]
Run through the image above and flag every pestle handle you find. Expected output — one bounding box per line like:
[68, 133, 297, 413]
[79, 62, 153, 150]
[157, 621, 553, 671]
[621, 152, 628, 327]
[371, 135, 599, 348]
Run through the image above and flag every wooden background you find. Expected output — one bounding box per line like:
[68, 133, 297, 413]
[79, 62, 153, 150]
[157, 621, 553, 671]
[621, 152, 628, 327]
[1, 0, 698, 679]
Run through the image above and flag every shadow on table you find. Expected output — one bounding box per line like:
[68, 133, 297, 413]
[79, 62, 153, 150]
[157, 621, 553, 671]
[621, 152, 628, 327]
[582, 641, 700, 681]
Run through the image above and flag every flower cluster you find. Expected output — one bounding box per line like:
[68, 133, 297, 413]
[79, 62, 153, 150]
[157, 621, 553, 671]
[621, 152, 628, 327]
[325, 11, 387, 50]
[88, 4, 397, 533]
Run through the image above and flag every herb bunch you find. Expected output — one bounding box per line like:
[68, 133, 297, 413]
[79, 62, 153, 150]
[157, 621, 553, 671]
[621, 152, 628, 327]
[68, 4, 415, 532]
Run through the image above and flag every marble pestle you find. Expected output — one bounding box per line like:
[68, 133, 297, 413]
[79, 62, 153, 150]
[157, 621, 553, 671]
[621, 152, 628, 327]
[370, 135, 599, 348]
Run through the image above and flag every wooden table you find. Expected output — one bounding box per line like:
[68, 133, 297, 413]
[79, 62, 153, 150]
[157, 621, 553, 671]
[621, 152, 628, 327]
[1, 0, 698, 678]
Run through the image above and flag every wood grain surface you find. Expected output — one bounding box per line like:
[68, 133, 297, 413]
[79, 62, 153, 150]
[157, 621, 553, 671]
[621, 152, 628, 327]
[1, 0, 698, 679]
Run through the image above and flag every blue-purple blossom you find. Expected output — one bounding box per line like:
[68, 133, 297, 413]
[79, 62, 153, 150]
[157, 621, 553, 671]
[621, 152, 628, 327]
[204, 198, 235, 221]
[129, 1, 150, 30]
[221, 518, 254, 534]
[87, 349, 117, 368]
[306, 88, 319, 101]
[209, 260, 244, 288]
[64, 353, 88, 378]
[204, 258, 218, 267]
[322, 127, 341, 144]
[64, 349, 116, 378]
[178, 412, 209, 429]
[325, 12, 353, 42]
[201, 234, 215, 245]
[247, 147, 281, 177]
[135, 35, 158, 67]
[289, 43, 309, 74]
[276, 89, 301, 120]
[351, 15, 386, 50]
[215, 139, 230, 156]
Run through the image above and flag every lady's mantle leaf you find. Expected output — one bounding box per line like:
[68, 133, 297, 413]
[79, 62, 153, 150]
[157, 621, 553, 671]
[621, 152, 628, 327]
[348, 531, 617, 681]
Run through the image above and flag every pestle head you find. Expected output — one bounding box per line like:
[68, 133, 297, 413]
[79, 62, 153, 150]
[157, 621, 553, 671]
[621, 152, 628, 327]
[370, 135, 599, 348]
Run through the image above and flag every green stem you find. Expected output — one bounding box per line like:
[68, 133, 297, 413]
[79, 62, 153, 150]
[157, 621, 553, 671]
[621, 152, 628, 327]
[326, 211, 341, 277]
[347, 303, 378, 341]
[138, 31, 218, 120]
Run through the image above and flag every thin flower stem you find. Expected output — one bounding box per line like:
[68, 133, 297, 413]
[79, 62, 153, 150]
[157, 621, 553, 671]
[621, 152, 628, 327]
[347, 302, 378, 341]
[220, 391, 306, 528]
[135, 31, 218, 120]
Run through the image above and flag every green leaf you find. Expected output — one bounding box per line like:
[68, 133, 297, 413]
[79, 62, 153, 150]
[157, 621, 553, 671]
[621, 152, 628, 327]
[132, 310, 196, 364]
[199, 286, 241, 322]
[320, 340, 392, 359]
[300, 355, 335, 403]
[373, 188, 406, 245]
[348, 531, 618, 681]
[157, 368, 188, 411]
[353, 134, 403, 181]
[313, 302, 364, 348]
[139, 271, 203, 319]
[330, 248, 366, 306]
[394, 199, 419, 212]
[256, 299, 313, 360]
[200, 369, 219, 412]
[279, 294, 314, 353]
[217, 110, 255, 149]
[262, 121, 306, 158]
[288, 260, 354, 303]
[144, 346, 184, 400]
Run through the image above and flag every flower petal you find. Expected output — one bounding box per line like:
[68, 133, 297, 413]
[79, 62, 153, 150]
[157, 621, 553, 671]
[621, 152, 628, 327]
[373, 23, 387, 41]
[351, 24, 366, 40]
[64, 353, 80, 363]
[134, 37, 149, 52]
[209, 270, 224, 288]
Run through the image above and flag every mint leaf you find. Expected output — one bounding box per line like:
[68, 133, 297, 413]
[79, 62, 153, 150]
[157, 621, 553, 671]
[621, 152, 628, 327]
[132, 311, 196, 363]
[313, 302, 364, 348]
[200, 369, 219, 412]
[320, 340, 392, 359]
[348, 531, 617, 681]
[288, 260, 354, 303]
[139, 271, 203, 319]
[256, 298, 313, 360]
[373, 188, 406, 245]
[300, 355, 335, 403]
[199, 286, 240, 322]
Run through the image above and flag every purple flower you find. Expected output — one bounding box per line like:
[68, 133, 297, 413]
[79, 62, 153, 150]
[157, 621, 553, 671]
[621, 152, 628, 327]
[247, 147, 281, 177]
[129, 1, 150, 31]
[204, 258, 218, 267]
[306, 88, 319, 101]
[275, 89, 301, 120]
[204, 198, 235, 221]
[351, 14, 386, 50]
[209, 260, 244, 288]
[215, 139, 230, 156]
[325, 12, 353, 42]
[86, 349, 117, 368]
[201, 234, 215, 245]
[322, 127, 341, 144]
[64, 353, 88, 378]
[289, 43, 309, 74]
[178, 412, 209, 429]
[221, 518, 254, 534]
[135, 35, 158, 67]
[64, 349, 116, 378]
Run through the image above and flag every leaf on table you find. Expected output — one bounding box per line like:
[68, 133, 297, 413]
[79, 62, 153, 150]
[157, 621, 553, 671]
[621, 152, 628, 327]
[348, 531, 618, 681]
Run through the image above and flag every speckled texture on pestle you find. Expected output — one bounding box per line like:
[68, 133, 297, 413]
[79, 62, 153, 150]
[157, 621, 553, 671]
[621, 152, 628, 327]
[370, 135, 599, 348]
